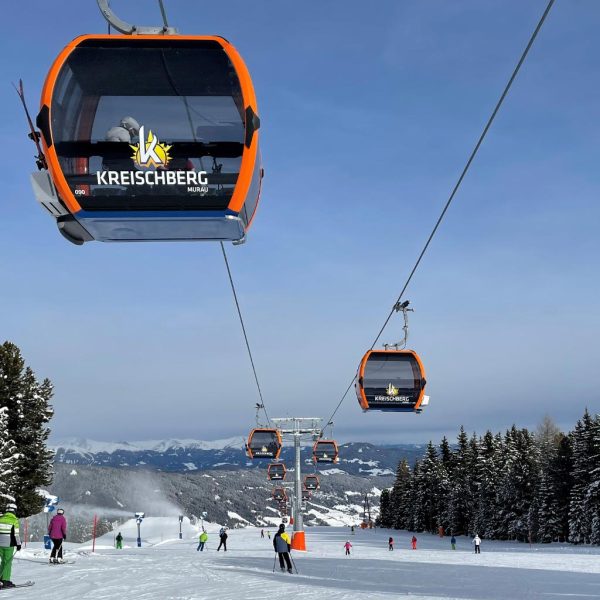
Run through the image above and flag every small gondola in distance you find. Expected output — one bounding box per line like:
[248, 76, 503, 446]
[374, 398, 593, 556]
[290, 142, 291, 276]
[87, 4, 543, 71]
[272, 487, 287, 502]
[267, 462, 286, 481]
[31, 34, 262, 245]
[301, 489, 311, 502]
[313, 440, 339, 463]
[355, 349, 428, 412]
[247, 428, 282, 460]
[303, 474, 320, 490]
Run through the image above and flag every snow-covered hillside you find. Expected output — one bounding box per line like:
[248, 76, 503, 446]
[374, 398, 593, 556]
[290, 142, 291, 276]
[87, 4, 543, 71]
[50, 438, 424, 476]
[11, 520, 600, 599]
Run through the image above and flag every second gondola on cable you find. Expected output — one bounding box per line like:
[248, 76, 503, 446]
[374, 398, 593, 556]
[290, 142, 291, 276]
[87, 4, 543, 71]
[355, 349, 428, 412]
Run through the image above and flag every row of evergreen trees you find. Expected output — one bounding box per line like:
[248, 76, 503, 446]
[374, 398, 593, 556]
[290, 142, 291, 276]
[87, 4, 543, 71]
[0, 341, 54, 517]
[378, 411, 600, 544]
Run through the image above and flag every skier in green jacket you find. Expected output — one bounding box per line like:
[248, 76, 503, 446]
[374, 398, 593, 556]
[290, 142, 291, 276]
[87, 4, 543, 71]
[115, 532, 123, 549]
[197, 530, 208, 551]
[0, 502, 21, 589]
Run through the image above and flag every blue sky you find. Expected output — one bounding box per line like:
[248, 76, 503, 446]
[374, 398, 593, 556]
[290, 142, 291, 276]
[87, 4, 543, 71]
[0, 0, 598, 443]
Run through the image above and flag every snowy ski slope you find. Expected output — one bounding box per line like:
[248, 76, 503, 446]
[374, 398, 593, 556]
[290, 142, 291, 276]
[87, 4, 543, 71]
[11, 517, 600, 599]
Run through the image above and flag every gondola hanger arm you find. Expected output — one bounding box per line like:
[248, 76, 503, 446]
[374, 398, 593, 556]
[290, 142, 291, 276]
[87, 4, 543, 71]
[97, 0, 178, 35]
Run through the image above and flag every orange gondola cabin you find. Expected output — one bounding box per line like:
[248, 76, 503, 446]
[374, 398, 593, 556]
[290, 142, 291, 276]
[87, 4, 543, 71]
[313, 440, 339, 464]
[31, 35, 262, 244]
[303, 474, 320, 490]
[267, 462, 286, 481]
[356, 350, 428, 412]
[247, 428, 282, 459]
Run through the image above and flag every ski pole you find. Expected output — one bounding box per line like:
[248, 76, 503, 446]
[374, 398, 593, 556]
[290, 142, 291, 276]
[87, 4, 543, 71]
[272, 553, 277, 573]
[290, 554, 299, 574]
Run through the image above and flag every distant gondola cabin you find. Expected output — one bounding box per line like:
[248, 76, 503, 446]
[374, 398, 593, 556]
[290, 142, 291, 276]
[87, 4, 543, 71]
[313, 440, 339, 463]
[247, 428, 282, 459]
[303, 475, 320, 490]
[267, 462, 286, 481]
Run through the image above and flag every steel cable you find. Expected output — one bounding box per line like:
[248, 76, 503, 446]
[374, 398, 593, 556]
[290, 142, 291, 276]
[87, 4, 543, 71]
[220, 242, 271, 426]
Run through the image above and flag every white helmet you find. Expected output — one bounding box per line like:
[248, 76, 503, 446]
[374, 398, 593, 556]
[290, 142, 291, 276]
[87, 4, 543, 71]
[5, 502, 17, 513]
[105, 126, 131, 143]
[120, 116, 140, 137]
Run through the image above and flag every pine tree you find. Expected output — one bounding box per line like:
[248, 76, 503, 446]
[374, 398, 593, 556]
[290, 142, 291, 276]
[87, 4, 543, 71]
[413, 442, 447, 533]
[569, 411, 594, 543]
[390, 459, 412, 530]
[530, 419, 566, 543]
[446, 427, 472, 535]
[378, 489, 393, 528]
[471, 431, 500, 539]
[0, 342, 54, 517]
[583, 415, 600, 544]
[0, 407, 19, 505]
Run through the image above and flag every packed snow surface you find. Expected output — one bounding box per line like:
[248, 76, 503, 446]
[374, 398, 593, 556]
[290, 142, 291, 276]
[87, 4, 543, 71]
[12, 518, 600, 599]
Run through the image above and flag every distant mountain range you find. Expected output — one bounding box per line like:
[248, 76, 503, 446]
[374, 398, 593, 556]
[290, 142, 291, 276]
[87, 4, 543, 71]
[51, 438, 425, 477]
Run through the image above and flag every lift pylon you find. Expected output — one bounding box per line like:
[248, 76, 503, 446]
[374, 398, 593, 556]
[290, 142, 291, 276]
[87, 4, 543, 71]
[270, 418, 323, 552]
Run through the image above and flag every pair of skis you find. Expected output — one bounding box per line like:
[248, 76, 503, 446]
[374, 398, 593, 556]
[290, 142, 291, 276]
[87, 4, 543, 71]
[0, 581, 35, 590]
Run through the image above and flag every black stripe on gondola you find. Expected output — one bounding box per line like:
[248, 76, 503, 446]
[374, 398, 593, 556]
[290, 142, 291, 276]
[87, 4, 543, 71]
[55, 142, 244, 159]
[75, 195, 231, 212]
[77, 39, 225, 50]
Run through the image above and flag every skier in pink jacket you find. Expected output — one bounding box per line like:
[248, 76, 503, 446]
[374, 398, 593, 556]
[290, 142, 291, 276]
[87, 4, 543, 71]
[48, 509, 67, 564]
[344, 541, 352, 556]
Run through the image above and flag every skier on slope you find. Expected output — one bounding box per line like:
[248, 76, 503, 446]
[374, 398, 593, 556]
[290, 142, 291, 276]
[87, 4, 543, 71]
[388, 536, 394, 551]
[197, 530, 208, 551]
[344, 541, 352, 556]
[273, 524, 293, 573]
[217, 528, 228, 551]
[0, 502, 21, 589]
[261, 529, 264, 538]
[411, 535, 417, 550]
[472, 534, 481, 554]
[451, 535, 456, 550]
[48, 508, 67, 564]
[115, 532, 123, 550]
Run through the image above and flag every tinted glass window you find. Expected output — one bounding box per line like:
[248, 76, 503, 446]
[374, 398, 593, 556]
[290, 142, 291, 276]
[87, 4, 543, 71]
[363, 353, 423, 408]
[51, 42, 246, 212]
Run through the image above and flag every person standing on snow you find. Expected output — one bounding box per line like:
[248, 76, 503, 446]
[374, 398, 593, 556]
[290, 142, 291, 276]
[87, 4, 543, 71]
[0, 502, 21, 589]
[261, 529, 264, 539]
[388, 536, 394, 551]
[344, 541, 352, 556]
[217, 528, 228, 551]
[451, 535, 456, 550]
[48, 508, 67, 564]
[115, 532, 123, 550]
[411, 535, 417, 550]
[273, 524, 293, 573]
[267, 530, 271, 539]
[472, 534, 481, 554]
[197, 530, 208, 551]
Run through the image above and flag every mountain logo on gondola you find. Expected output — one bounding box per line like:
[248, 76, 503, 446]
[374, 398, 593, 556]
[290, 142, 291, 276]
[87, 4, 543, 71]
[386, 383, 399, 397]
[131, 126, 172, 168]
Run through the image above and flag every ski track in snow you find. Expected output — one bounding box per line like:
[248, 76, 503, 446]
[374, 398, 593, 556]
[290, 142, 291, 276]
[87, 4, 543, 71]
[10, 518, 600, 600]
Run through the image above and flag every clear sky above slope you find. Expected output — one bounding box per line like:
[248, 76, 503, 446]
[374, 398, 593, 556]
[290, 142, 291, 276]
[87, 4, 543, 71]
[0, 0, 598, 443]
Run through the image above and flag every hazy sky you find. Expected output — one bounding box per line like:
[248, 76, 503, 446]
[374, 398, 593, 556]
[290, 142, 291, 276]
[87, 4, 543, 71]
[0, 0, 598, 444]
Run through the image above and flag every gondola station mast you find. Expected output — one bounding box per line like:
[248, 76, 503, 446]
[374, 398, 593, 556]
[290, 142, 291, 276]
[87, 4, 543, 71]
[270, 418, 324, 552]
